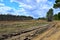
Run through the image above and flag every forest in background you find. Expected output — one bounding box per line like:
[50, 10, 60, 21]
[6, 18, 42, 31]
[0, 0, 60, 21]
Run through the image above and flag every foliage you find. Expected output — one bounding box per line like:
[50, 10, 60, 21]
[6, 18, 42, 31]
[53, 0, 60, 20]
[58, 12, 60, 20]
[0, 14, 33, 21]
[53, 12, 60, 20]
[38, 17, 46, 20]
[53, 0, 60, 8]
[53, 14, 58, 20]
[46, 8, 53, 22]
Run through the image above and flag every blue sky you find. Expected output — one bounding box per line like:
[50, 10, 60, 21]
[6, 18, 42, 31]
[0, 0, 60, 18]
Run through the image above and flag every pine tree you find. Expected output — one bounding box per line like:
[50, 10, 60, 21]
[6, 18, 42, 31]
[46, 8, 53, 22]
[53, 0, 60, 8]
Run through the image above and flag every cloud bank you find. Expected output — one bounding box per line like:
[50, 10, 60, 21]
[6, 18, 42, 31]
[0, 0, 59, 18]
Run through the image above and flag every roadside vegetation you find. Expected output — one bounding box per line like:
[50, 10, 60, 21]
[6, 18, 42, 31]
[0, 20, 48, 35]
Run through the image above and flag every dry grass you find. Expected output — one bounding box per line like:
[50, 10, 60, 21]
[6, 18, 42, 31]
[32, 21, 60, 40]
[0, 20, 48, 35]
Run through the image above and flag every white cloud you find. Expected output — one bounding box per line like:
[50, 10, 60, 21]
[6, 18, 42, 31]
[0, 0, 56, 18]
[17, 0, 53, 10]
[0, 3, 5, 6]
[19, 3, 32, 9]
[10, 0, 55, 18]
[41, 5, 51, 9]
[0, 3, 14, 14]
[36, 0, 40, 3]
[54, 9, 60, 14]
[36, 0, 47, 3]
[10, 0, 16, 2]
[0, 3, 29, 16]
[0, 0, 3, 2]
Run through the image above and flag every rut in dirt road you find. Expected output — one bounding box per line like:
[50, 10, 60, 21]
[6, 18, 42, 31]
[5, 23, 55, 40]
[32, 22, 60, 40]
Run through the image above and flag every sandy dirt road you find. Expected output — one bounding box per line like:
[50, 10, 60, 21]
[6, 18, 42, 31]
[1, 21, 58, 40]
[4, 22, 55, 40]
[32, 21, 60, 40]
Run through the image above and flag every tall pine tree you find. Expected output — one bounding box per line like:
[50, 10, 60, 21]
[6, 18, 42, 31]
[46, 8, 53, 22]
[53, 0, 60, 8]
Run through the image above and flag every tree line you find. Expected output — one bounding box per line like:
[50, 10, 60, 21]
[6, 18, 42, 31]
[0, 0, 60, 21]
[38, 8, 60, 21]
[53, 12, 60, 20]
[53, 0, 60, 20]
[46, 0, 60, 21]
[0, 14, 33, 21]
[36, 0, 60, 21]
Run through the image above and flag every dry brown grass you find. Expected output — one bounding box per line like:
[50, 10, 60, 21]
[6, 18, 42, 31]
[32, 21, 60, 40]
[0, 20, 48, 36]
